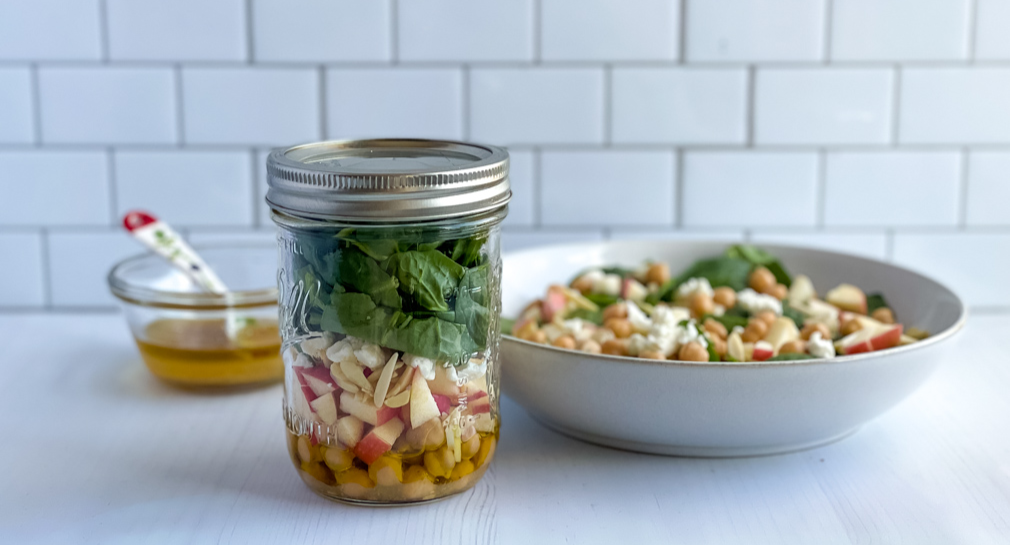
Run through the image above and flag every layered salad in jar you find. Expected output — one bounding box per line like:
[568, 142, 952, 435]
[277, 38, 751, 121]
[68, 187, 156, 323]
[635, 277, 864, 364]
[281, 226, 499, 503]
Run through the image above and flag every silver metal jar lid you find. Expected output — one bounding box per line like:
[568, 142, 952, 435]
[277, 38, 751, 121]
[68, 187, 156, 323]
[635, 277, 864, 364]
[266, 138, 511, 222]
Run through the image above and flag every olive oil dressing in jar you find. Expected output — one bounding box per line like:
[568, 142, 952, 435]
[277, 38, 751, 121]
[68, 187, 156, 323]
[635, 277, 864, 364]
[267, 139, 510, 505]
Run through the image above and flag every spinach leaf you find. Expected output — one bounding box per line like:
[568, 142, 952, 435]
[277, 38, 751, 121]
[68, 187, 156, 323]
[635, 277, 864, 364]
[450, 236, 486, 267]
[781, 303, 806, 329]
[388, 316, 476, 365]
[601, 266, 634, 277]
[866, 293, 889, 315]
[336, 229, 399, 261]
[500, 317, 516, 335]
[453, 265, 491, 348]
[674, 257, 753, 292]
[725, 244, 792, 287]
[386, 250, 466, 312]
[585, 292, 620, 308]
[337, 249, 402, 309]
[767, 353, 818, 361]
[704, 313, 749, 331]
[568, 307, 604, 325]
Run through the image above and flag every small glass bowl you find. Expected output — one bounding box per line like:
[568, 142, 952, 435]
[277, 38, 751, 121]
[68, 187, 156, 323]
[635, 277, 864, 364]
[108, 244, 283, 388]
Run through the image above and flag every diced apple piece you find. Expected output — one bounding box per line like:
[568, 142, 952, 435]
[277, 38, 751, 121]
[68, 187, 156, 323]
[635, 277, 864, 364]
[339, 391, 399, 426]
[837, 324, 903, 355]
[621, 278, 648, 303]
[300, 366, 338, 397]
[898, 334, 918, 346]
[427, 365, 461, 399]
[541, 285, 567, 322]
[788, 275, 816, 307]
[465, 390, 490, 414]
[409, 369, 441, 428]
[511, 316, 537, 337]
[432, 394, 452, 415]
[293, 368, 318, 406]
[353, 419, 405, 464]
[296, 435, 313, 463]
[752, 341, 774, 361]
[335, 415, 364, 448]
[309, 392, 339, 426]
[826, 283, 867, 314]
[764, 317, 800, 354]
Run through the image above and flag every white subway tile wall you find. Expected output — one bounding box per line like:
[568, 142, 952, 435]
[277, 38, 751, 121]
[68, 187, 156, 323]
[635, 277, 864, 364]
[0, 2, 1007, 310]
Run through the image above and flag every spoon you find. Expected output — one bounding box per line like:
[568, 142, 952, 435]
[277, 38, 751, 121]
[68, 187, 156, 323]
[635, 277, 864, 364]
[122, 211, 229, 294]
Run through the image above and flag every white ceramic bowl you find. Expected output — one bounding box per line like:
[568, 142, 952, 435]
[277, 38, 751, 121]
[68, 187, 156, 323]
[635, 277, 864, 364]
[500, 241, 966, 457]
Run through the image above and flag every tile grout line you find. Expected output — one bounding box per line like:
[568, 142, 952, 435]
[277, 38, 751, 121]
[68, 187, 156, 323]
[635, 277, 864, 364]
[533, 147, 542, 228]
[174, 64, 185, 146]
[98, 0, 110, 62]
[816, 149, 827, 229]
[674, 148, 684, 228]
[390, 0, 399, 64]
[29, 63, 42, 145]
[746, 65, 756, 147]
[603, 64, 612, 147]
[106, 148, 118, 225]
[461, 65, 470, 140]
[823, 0, 834, 62]
[250, 149, 261, 228]
[958, 148, 970, 229]
[318, 66, 327, 139]
[244, 0, 255, 62]
[678, 0, 688, 63]
[39, 228, 52, 309]
[890, 66, 902, 145]
[533, 0, 542, 64]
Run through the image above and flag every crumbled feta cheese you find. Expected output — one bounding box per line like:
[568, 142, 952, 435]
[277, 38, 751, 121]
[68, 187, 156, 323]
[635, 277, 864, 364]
[403, 353, 436, 380]
[595, 274, 622, 296]
[541, 323, 566, 343]
[736, 288, 783, 315]
[627, 333, 652, 356]
[808, 331, 836, 359]
[651, 305, 690, 330]
[580, 269, 605, 285]
[445, 358, 487, 383]
[325, 339, 355, 364]
[354, 343, 387, 370]
[731, 325, 745, 336]
[677, 277, 714, 300]
[626, 301, 652, 334]
[677, 320, 708, 349]
[592, 328, 616, 344]
[562, 319, 594, 341]
[300, 336, 331, 359]
[712, 304, 726, 317]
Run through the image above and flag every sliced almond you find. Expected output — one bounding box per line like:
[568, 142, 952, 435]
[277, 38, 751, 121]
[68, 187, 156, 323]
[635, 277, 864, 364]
[340, 358, 372, 394]
[329, 363, 359, 393]
[373, 353, 399, 408]
[385, 387, 411, 408]
[389, 363, 414, 397]
[561, 287, 598, 311]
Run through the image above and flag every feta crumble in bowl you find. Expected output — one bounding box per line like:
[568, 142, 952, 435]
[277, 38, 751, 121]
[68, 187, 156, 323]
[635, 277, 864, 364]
[500, 241, 966, 457]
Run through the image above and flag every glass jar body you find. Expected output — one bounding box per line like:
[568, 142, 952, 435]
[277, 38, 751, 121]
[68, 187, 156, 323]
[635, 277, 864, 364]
[274, 208, 505, 505]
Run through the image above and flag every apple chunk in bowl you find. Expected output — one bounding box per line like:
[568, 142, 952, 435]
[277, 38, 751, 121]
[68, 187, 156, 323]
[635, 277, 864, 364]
[500, 241, 966, 457]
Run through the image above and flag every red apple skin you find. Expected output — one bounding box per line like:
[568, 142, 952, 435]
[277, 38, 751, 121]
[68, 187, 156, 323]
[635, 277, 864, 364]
[376, 405, 400, 426]
[432, 394, 452, 415]
[353, 420, 405, 464]
[841, 325, 903, 355]
[752, 342, 774, 362]
[400, 405, 412, 430]
[467, 394, 490, 415]
[541, 287, 566, 322]
[294, 368, 319, 410]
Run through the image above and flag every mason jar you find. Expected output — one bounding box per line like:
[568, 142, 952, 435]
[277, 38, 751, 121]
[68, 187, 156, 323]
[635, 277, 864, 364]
[267, 139, 510, 505]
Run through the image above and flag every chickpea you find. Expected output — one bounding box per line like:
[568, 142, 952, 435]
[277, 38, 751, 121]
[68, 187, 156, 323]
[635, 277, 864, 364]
[601, 339, 629, 356]
[800, 323, 831, 341]
[639, 350, 666, 360]
[840, 319, 863, 336]
[713, 287, 737, 309]
[552, 335, 576, 350]
[779, 340, 807, 355]
[579, 339, 602, 354]
[872, 307, 895, 324]
[570, 275, 594, 294]
[741, 319, 768, 343]
[604, 318, 633, 339]
[749, 266, 776, 294]
[677, 342, 710, 362]
[645, 263, 671, 285]
[530, 330, 547, 344]
[754, 310, 777, 327]
[602, 302, 628, 321]
[689, 292, 715, 319]
[711, 337, 728, 357]
[703, 318, 728, 340]
[769, 283, 788, 301]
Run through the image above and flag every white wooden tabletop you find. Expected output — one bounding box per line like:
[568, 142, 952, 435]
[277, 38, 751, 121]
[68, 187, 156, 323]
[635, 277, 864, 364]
[1, 313, 1008, 545]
